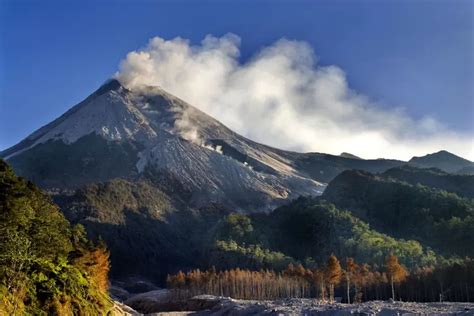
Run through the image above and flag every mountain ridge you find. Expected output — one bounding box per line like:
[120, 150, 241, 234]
[2, 79, 472, 211]
[408, 150, 474, 174]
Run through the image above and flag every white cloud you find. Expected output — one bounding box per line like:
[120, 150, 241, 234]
[116, 34, 474, 161]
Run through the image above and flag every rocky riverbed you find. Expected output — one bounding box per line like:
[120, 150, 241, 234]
[113, 292, 474, 315]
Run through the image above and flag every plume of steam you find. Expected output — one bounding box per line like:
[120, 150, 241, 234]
[172, 107, 204, 145]
[172, 104, 224, 154]
[116, 34, 473, 160]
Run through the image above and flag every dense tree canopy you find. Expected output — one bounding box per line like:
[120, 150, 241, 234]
[323, 170, 474, 257]
[211, 198, 435, 271]
[0, 159, 112, 315]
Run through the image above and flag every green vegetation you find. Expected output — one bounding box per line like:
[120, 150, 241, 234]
[0, 159, 112, 315]
[45, 162, 473, 304]
[323, 170, 474, 257]
[207, 201, 434, 276]
[55, 177, 230, 282]
[57, 176, 437, 284]
[211, 199, 435, 271]
[54, 174, 452, 286]
[383, 165, 474, 198]
[268, 199, 435, 268]
[210, 240, 295, 271]
[63, 178, 175, 224]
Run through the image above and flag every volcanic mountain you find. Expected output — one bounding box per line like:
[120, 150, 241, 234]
[3, 79, 328, 211]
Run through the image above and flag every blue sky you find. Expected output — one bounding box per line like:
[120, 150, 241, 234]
[0, 0, 473, 153]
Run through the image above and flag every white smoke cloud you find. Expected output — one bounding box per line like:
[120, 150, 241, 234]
[116, 34, 474, 161]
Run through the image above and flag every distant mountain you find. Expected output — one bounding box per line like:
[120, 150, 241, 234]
[340, 152, 362, 159]
[294, 152, 403, 183]
[408, 150, 474, 174]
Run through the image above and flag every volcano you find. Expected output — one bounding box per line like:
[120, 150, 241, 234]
[2, 79, 327, 211]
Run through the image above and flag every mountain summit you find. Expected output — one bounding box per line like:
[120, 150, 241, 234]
[408, 150, 474, 174]
[2, 79, 325, 211]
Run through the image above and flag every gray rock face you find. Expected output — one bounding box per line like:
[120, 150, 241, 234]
[3, 79, 324, 211]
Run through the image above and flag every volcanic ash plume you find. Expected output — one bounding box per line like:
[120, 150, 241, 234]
[116, 34, 474, 161]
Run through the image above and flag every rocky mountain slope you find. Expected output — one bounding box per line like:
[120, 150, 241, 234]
[2, 80, 325, 211]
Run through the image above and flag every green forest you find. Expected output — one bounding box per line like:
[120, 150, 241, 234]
[2, 157, 474, 314]
[0, 160, 112, 315]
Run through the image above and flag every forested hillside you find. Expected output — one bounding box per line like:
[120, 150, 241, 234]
[323, 170, 474, 257]
[383, 165, 474, 198]
[0, 159, 112, 314]
[54, 177, 233, 282]
[209, 199, 435, 270]
[54, 165, 474, 293]
[57, 179, 440, 284]
[162, 167, 474, 303]
[164, 193, 474, 303]
[7, 153, 473, 305]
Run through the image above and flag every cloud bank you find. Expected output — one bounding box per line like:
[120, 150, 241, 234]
[116, 34, 473, 161]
